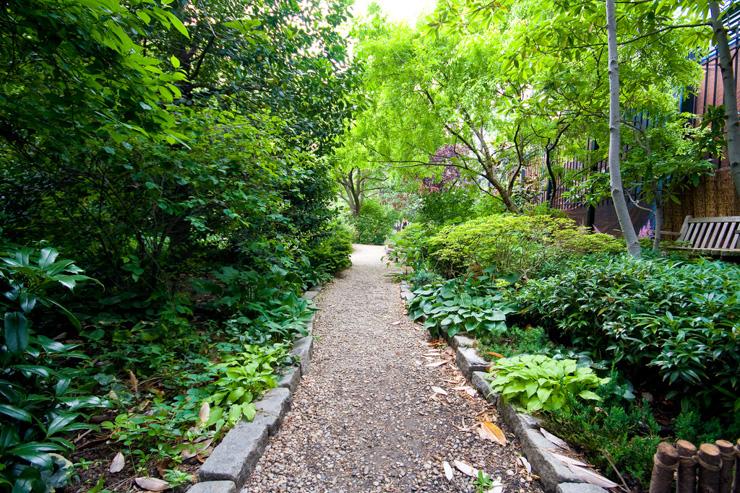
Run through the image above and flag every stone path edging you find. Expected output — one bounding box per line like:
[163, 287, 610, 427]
[186, 286, 322, 493]
[399, 281, 609, 493]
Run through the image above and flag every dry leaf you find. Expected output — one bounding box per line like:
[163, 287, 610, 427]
[431, 386, 448, 395]
[478, 421, 507, 445]
[453, 460, 479, 477]
[568, 466, 619, 488]
[486, 351, 506, 359]
[520, 456, 532, 473]
[109, 452, 125, 473]
[453, 385, 477, 397]
[199, 401, 210, 424]
[391, 321, 401, 325]
[540, 428, 569, 449]
[425, 360, 448, 368]
[485, 477, 505, 493]
[128, 370, 139, 394]
[443, 461, 454, 481]
[134, 477, 170, 491]
[551, 452, 589, 468]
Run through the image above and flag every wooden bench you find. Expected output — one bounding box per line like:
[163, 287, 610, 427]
[669, 215, 740, 256]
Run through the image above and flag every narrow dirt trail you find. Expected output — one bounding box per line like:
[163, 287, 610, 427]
[245, 245, 541, 493]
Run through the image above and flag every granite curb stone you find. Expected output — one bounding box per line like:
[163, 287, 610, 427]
[291, 336, 313, 375]
[277, 366, 301, 393]
[197, 421, 268, 485]
[556, 483, 608, 493]
[455, 346, 490, 379]
[185, 481, 236, 493]
[252, 387, 291, 435]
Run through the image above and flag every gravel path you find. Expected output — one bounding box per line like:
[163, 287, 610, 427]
[244, 245, 542, 493]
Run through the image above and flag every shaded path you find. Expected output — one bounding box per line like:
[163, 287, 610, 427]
[245, 245, 541, 493]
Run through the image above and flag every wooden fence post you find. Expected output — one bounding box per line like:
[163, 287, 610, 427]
[650, 442, 679, 493]
[733, 439, 739, 493]
[716, 440, 735, 493]
[698, 443, 722, 493]
[677, 440, 698, 493]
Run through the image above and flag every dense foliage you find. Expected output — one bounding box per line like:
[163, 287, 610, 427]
[0, 0, 356, 490]
[517, 255, 740, 405]
[397, 212, 739, 489]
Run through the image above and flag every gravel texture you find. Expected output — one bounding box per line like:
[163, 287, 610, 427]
[244, 245, 543, 493]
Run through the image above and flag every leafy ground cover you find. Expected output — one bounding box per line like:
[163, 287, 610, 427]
[392, 213, 740, 490]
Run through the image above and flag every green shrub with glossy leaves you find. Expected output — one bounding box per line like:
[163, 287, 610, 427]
[516, 255, 740, 407]
[427, 214, 622, 278]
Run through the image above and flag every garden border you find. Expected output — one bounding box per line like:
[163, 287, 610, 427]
[185, 285, 323, 493]
[400, 281, 610, 493]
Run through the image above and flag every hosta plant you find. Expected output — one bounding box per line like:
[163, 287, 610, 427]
[202, 343, 290, 433]
[408, 277, 513, 339]
[489, 355, 609, 413]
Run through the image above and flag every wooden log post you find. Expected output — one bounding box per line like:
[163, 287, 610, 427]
[733, 439, 739, 493]
[650, 442, 679, 493]
[677, 440, 698, 493]
[698, 443, 723, 493]
[716, 440, 735, 493]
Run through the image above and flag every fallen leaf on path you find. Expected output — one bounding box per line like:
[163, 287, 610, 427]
[540, 428, 569, 449]
[109, 452, 125, 473]
[443, 461, 454, 481]
[391, 321, 401, 325]
[520, 456, 532, 473]
[425, 360, 448, 368]
[453, 460, 479, 477]
[477, 421, 507, 445]
[568, 466, 619, 488]
[431, 386, 448, 395]
[485, 477, 505, 493]
[453, 385, 477, 397]
[134, 477, 170, 491]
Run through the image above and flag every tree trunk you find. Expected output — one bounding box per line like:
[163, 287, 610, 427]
[545, 147, 557, 207]
[709, 2, 740, 198]
[606, 0, 641, 258]
[653, 184, 663, 252]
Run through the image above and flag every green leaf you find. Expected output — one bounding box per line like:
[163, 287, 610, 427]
[38, 248, 59, 268]
[4, 312, 29, 353]
[0, 404, 33, 423]
[167, 12, 190, 38]
[578, 390, 602, 401]
[170, 55, 181, 68]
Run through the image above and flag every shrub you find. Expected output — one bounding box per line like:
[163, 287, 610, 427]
[386, 223, 436, 269]
[308, 221, 353, 276]
[489, 355, 609, 412]
[516, 255, 740, 407]
[427, 214, 622, 278]
[0, 248, 101, 491]
[417, 187, 479, 225]
[351, 200, 399, 245]
[546, 395, 661, 488]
